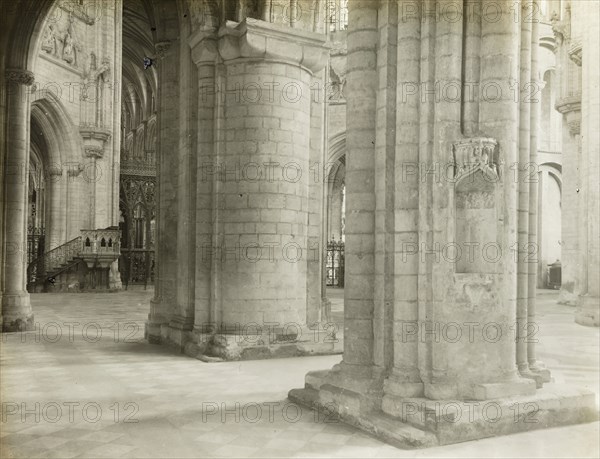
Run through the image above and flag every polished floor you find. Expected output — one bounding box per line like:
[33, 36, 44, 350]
[0, 288, 598, 458]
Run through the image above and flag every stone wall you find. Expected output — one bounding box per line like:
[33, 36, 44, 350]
[32, 1, 121, 240]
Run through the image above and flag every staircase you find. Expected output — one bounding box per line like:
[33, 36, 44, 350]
[27, 237, 81, 290]
[27, 228, 121, 292]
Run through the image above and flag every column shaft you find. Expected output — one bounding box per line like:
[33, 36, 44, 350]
[517, 0, 532, 375]
[2, 70, 34, 331]
[343, 0, 378, 366]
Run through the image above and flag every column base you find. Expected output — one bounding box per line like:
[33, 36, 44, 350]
[144, 319, 166, 344]
[575, 295, 600, 327]
[145, 297, 171, 344]
[181, 324, 344, 361]
[162, 315, 194, 351]
[423, 379, 537, 401]
[1, 292, 34, 332]
[529, 360, 553, 385]
[289, 369, 598, 448]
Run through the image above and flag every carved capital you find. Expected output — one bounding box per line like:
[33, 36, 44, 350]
[189, 30, 218, 66]
[452, 137, 499, 183]
[79, 126, 111, 142]
[79, 126, 110, 160]
[556, 95, 581, 136]
[5, 69, 35, 86]
[555, 94, 581, 115]
[218, 18, 330, 73]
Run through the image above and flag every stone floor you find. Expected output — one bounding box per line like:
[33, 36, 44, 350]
[0, 288, 598, 458]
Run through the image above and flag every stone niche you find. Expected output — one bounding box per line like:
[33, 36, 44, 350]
[453, 137, 499, 274]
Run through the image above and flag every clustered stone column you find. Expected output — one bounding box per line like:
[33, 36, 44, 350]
[289, 0, 596, 447]
[1, 69, 35, 331]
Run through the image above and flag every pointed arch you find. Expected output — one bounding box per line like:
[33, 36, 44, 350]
[30, 91, 83, 169]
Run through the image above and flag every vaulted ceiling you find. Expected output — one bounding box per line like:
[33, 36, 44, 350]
[122, 0, 157, 130]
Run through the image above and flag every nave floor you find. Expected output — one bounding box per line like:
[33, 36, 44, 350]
[0, 289, 598, 458]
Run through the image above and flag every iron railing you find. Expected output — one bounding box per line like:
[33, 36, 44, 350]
[326, 240, 345, 287]
[27, 236, 81, 287]
[27, 227, 45, 265]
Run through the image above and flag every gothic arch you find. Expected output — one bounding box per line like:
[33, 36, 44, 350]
[30, 92, 82, 168]
[0, 0, 55, 71]
[31, 93, 87, 244]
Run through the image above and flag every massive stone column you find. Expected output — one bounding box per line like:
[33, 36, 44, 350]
[1, 69, 35, 331]
[181, 18, 329, 360]
[290, 0, 596, 447]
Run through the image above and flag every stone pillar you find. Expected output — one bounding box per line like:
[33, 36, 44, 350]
[292, 1, 595, 447]
[575, 0, 600, 326]
[516, 0, 533, 380]
[183, 19, 329, 360]
[306, 68, 326, 326]
[382, 0, 422, 402]
[527, 5, 550, 379]
[1, 69, 35, 332]
[467, 0, 535, 398]
[339, 0, 378, 374]
[190, 31, 217, 338]
[556, 92, 580, 305]
[172, 32, 198, 342]
[553, 6, 582, 306]
[146, 40, 179, 343]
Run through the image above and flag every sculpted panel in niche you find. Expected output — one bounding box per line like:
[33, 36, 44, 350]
[452, 138, 500, 275]
[40, 13, 82, 68]
[41, 24, 58, 55]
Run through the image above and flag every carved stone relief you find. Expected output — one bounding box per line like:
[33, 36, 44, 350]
[39, 13, 83, 69]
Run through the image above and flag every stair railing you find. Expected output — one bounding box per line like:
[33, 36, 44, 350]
[27, 236, 82, 286]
